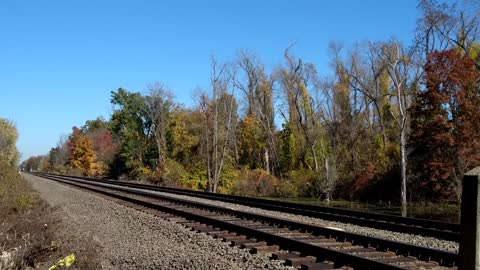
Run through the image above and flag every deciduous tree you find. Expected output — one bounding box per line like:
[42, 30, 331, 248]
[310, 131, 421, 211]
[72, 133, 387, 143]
[67, 127, 102, 176]
[410, 49, 480, 201]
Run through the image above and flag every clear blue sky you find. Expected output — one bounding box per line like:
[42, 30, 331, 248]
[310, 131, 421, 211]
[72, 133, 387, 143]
[0, 0, 422, 161]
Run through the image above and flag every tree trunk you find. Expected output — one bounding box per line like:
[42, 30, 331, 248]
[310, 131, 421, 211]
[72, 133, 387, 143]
[311, 145, 319, 173]
[264, 147, 270, 174]
[400, 120, 407, 217]
[155, 136, 164, 171]
[324, 156, 330, 202]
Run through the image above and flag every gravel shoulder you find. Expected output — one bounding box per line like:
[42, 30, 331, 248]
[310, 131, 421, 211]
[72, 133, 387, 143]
[24, 174, 295, 270]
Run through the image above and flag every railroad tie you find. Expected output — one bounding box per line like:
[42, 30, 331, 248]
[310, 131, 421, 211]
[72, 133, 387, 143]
[222, 235, 246, 242]
[285, 256, 317, 267]
[250, 245, 280, 254]
[299, 261, 335, 270]
[240, 241, 268, 249]
[271, 252, 300, 260]
[229, 238, 256, 247]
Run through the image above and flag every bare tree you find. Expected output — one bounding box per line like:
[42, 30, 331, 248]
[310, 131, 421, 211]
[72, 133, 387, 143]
[200, 57, 237, 193]
[145, 82, 175, 172]
[416, 0, 480, 70]
[346, 44, 391, 151]
[277, 49, 322, 172]
[234, 50, 278, 173]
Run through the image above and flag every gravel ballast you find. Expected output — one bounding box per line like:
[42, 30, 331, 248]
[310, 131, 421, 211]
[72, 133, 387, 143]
[24, 174, 295, 270]
[101, 181, 459, 254]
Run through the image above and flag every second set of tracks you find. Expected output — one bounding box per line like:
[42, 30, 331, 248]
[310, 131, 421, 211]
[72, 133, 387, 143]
[36, 172, 460, 241]
[31, 172, 458, 270]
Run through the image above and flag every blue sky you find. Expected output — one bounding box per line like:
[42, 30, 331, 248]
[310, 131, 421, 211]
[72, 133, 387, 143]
[0, 0, 422, 161]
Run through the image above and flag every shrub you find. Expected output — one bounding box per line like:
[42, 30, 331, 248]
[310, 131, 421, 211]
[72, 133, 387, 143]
[145, 159, 190, 187]
[276, 178, 299, 197]
[183, 168, 208, 191]
[284, 169, 317, 197]
[229, 168, 279, 197]
[131, 166, 154, 181]
[160, 159, 188, 187]
[217, 165, 240, 194]
[14, 194, 39, 212]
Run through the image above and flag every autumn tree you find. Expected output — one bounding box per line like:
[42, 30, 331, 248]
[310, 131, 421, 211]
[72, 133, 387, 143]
[277, 50, 322, 172]
[317, 45, 351, 200]
[324, 44, 363, 183]
[347, 43, 392, 154]
[416, 0, 480, 69]
[169, 107, 203, 167]
[375, 40, 422, 216]
[144, 82, 175, 173]
[81, 117, 118, 175]
[234, 51, 277, 173]
[199, 57, 238, 193]
[67, 127, 102, 176]
[409, 49, 480, 202]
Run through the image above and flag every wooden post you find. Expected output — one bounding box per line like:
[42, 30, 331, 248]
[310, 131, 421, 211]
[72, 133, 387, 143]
[460, 166, 480, 270]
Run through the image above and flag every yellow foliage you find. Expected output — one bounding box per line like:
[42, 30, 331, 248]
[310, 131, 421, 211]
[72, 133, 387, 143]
[48, 253, 76, 270]
[68, 127, 102, 176]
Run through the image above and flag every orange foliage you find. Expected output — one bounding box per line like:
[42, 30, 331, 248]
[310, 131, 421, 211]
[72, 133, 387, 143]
[67, 127, 104, 176]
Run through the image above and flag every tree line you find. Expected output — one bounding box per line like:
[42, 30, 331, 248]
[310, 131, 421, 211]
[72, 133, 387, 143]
[22, 0, 480, 214]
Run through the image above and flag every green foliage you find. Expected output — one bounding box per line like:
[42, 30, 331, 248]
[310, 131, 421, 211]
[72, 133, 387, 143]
[183, 168, 208, 191]
[279, 121, 296, 172]
[109, 88, 154, 178]
[217, 164, 240, 194]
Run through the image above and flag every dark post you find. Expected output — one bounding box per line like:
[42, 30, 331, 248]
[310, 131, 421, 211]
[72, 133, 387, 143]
[460, 166, 480, 270]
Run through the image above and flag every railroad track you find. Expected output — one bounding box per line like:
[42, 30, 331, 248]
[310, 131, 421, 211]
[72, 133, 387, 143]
[30, 173, 458, 270]
[33, 172, 460, 242]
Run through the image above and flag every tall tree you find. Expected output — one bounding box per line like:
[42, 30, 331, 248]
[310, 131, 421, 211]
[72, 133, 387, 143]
[145, 82, 175, 173]
[377, 40, 421, 216]
[347, 43, 393, 153]
[200, 58, 238, 193]
[235, 51, 277, 173]
[410, 49, 480, 201]
[110, 88, 154, 177]
[278, 50, 321, 172]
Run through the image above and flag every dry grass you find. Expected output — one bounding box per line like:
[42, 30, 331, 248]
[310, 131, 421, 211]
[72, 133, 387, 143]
[0, 163, 101, 269]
